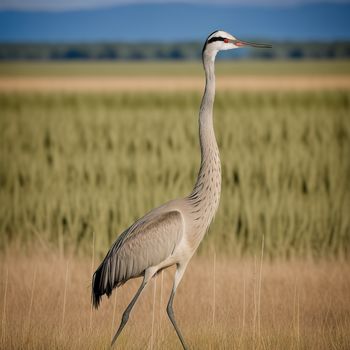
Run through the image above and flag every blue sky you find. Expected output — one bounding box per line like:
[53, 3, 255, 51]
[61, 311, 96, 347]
[1, 0, 349, 11]
[1, 1, 350, 41]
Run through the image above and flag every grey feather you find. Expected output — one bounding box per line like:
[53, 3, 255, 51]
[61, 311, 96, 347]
[92, 210, 183, 308]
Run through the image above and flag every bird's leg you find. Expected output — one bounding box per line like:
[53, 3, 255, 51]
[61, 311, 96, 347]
[167, 263, 189, 350]
[111, 268, 155, 347]
[111, 279, 146, 346]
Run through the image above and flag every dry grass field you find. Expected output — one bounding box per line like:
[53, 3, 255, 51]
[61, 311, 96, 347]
[0, 60, 350, 349]
[1, 60, 350, 92]
[1, 248, 350, 350]
[2, 76, 350, 92]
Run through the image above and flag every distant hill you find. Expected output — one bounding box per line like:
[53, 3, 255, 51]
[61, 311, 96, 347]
[0, 2, 350, 42]
[1, 41, 349, 61]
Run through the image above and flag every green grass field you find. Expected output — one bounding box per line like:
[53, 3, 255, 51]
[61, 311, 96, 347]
[1, 59, 350, 77]
[1, 90, 349, 258]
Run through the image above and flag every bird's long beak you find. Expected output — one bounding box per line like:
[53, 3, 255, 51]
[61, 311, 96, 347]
[231, 39, 272, 48]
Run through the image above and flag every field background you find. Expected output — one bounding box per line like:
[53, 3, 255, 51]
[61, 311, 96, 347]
[1, 61, 350, 92]
[0, 60, 350, 349]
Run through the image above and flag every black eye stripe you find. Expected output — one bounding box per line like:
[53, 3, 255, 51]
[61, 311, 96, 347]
[202, 34, 231, 55]
[207, 36, 226, 44]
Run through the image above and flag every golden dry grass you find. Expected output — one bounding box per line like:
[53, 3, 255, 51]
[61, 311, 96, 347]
[1, 249, 349, 349]
[1, 75, 350, 92]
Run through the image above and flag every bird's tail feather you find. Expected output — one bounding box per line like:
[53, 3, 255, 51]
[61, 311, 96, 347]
[91, 269, 102, 309]
[91, 256, 119, 308]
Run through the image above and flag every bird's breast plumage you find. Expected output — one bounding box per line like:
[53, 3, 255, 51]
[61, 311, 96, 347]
[186, 147, 221, 248]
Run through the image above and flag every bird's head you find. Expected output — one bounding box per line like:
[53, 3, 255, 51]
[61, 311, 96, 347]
[203, 30, 271, 59]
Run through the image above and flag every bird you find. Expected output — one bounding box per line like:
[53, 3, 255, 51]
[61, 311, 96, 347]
[92, 30, 271, 349]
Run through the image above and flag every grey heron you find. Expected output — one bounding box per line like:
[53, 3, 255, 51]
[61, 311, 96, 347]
[92, 30, 271, 349]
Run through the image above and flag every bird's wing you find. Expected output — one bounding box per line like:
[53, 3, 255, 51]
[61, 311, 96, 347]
[92, 209, 183, 308]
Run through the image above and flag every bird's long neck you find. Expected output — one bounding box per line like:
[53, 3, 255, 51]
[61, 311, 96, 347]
[188, 52, 221, 227]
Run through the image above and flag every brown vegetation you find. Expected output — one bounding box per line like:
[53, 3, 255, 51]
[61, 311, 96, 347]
[1, 250, 349, 349]
[1, 75, 350, 92]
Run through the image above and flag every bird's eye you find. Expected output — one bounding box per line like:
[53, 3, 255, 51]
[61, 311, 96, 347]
[224, 38, 229, 43]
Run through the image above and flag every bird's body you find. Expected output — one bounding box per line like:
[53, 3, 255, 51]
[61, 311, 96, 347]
[92, 30, 271, 349]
